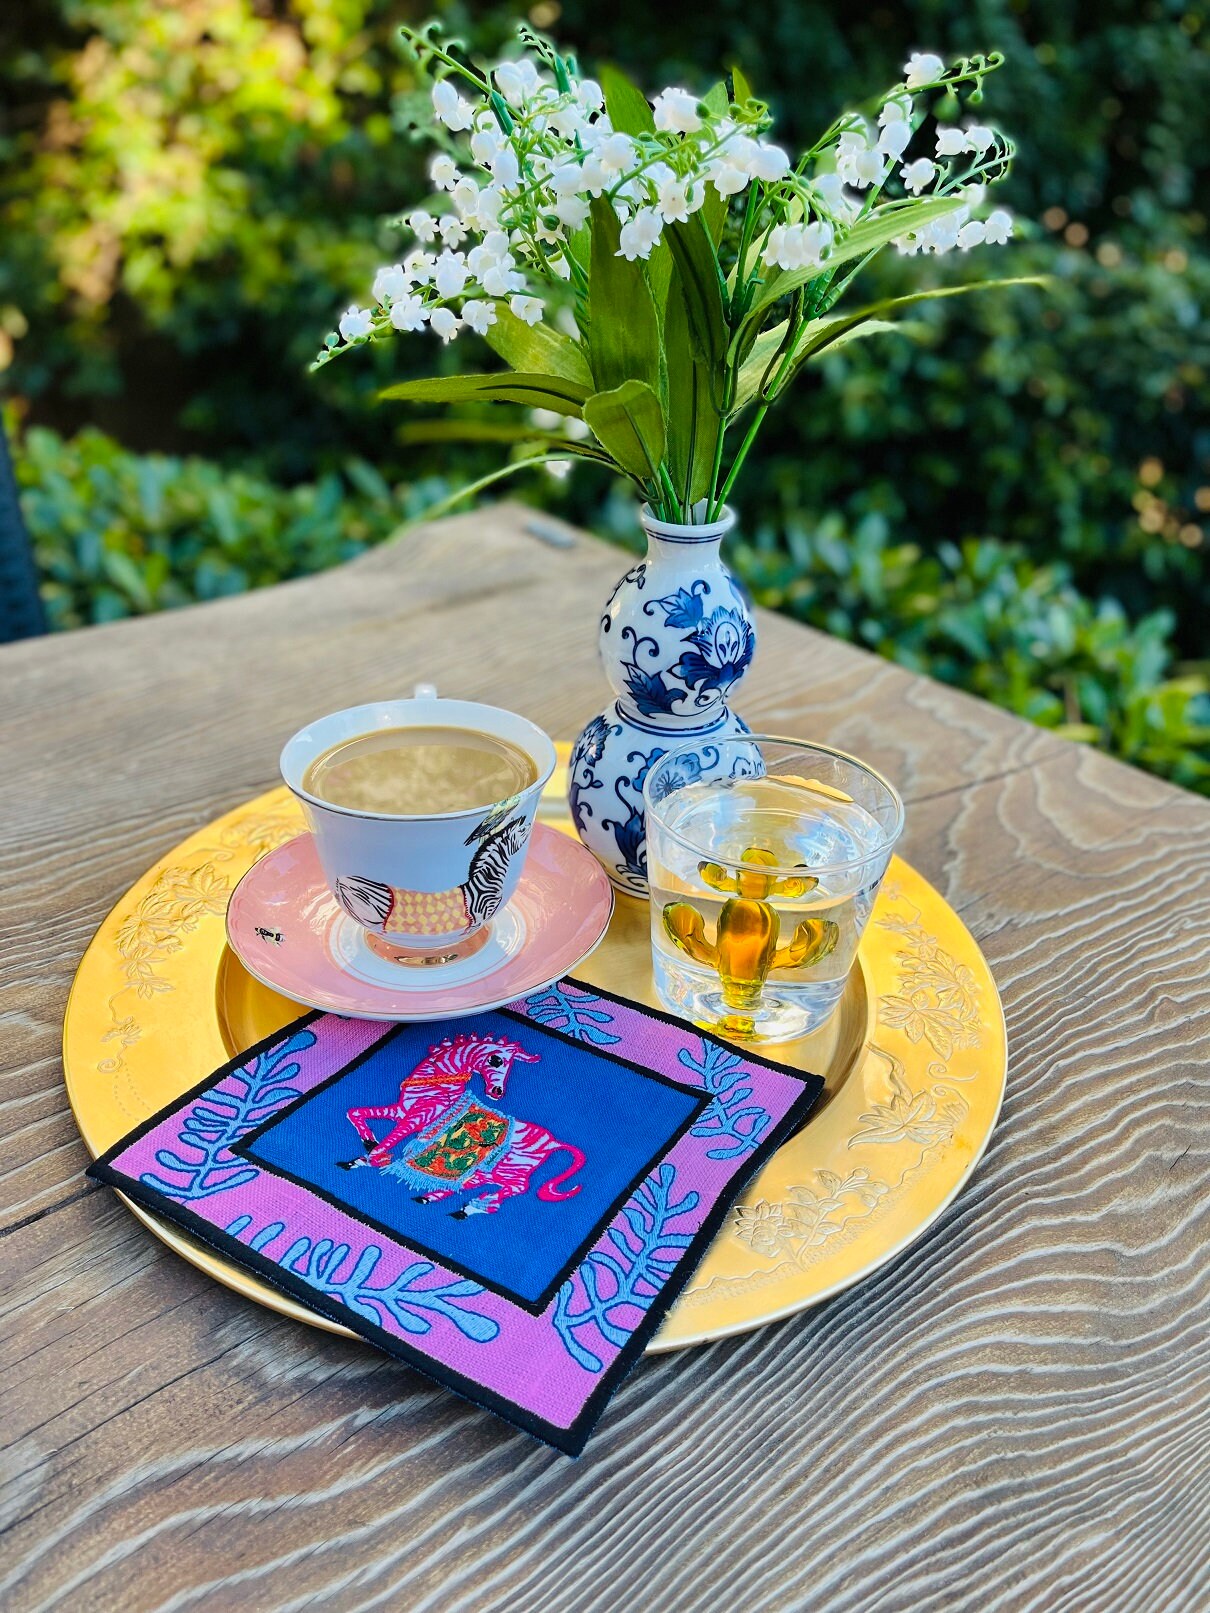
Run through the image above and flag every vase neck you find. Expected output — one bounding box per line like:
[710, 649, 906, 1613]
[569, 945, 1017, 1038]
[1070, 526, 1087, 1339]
[639, 503, 735, 559]
[644, 530, 726, 564]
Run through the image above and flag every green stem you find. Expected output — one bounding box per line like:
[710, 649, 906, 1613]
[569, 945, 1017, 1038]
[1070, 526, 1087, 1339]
[729, 184, 760, 318]
[715, 402, 768, 510]
[655, 461, 681, 520]
[400, 455, 569, 528]
[401, 29, 490, 94]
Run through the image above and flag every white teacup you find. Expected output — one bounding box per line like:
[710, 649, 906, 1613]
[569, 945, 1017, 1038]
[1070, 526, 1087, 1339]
[280, 690, 556, 963]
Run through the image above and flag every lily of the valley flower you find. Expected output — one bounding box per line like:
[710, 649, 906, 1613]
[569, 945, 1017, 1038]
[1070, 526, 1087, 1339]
[433, 250, 469, 298]
[460, 299, 496, 336]
[904, 51, 945, 89]
[338, 305, 373, 342]
[372, 264, 409, 304]
[389, 294, 426, 331]
[494, 58, 543, 107]
[316, 22, 1019, 423]
[653, 87, 703, 134]
[510, 294, 545, 326]
[407, 210, 437, 244]
[656, 174, 696, 222]
[618, 207, 664, 260]
[432, 79, 474, 132]
[935, 126, 968, 159]
[762, 220, 834, 271]
[901, 157, 937, 195]
[812, 170, 861, 222]
[837, 126, 887, 189]
[747, 142, 791, 182]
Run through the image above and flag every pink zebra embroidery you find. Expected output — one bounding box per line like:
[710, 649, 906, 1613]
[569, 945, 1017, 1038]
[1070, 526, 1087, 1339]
[338, 1033, 587, 1219]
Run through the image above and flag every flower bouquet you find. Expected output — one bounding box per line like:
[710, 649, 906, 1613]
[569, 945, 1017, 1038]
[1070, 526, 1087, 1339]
[315, 23, 1037, 889]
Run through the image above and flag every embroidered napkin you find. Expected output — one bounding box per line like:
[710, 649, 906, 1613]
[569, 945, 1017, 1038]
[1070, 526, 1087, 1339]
[87, 979, 822, 1454]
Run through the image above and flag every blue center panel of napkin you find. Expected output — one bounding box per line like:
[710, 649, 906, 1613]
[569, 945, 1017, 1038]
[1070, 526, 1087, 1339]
[236, 1010, 704, 1309]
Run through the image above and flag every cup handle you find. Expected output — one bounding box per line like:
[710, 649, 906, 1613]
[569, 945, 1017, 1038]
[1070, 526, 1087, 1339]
[412, 682, 438, 700]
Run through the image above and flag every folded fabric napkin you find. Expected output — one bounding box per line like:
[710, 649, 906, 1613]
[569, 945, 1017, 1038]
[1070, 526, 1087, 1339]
[88, 978, 822, 1454]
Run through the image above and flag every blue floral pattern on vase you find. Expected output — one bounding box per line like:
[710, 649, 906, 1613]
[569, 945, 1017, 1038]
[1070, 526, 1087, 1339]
[671, 605, 755, 697]
[568, 710, 622, 839]
[570, 505, 757, 894]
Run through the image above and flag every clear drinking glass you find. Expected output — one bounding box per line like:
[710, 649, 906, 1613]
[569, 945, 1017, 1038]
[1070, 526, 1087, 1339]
[644, 736, 904, 1042]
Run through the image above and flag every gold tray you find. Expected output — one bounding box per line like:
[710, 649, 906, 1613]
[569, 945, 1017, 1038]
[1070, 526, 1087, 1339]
[64, 757, 1005, 1352]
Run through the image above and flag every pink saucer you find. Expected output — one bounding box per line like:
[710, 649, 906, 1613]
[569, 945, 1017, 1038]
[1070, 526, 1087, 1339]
[226, 824, 614, 1020]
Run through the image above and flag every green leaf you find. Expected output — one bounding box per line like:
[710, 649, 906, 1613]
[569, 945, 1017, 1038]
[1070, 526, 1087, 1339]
[664, 215, 728, 377]
[748, 196, 966, 320]
[523, 437, 619, 469]
[397, 420, 578, 446]
[399, 455, 578, 528]
[483, 305, 591, 384]
[583, 380, 666, 484]
[397, 418, 618, 469]
[600, 63, 655, 136]
[663, 281, 722, 505]
[699, 82, 730, 244]
[587, 196, 662, 395]
[729, 65, 754, 106]
[733, 275, 1048, 409]
[646, 239, 673, 333]
[702, 81, 730, 116]
[378, 371, 589, 418]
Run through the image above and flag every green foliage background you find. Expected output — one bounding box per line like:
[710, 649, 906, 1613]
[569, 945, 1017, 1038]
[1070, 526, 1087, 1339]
[2, 0, 1207, 790]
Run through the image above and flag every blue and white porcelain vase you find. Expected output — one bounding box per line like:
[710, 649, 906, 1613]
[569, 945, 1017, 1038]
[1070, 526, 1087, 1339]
[568, 504, 755, 896]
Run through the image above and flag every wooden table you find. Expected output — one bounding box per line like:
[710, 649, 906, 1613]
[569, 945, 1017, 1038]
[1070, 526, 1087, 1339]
[3, 506, 1208, 1611]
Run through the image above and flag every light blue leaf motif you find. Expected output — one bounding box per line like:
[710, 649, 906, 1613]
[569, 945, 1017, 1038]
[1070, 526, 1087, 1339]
[225, 1218, 500, 1343]
[679, 1039, 771, 1159]
[226, 1215, 287, 1253]
[552, 1164, 699, 1373]
[140, 1029, 316, 1202]
[522, 982, 621, 1046]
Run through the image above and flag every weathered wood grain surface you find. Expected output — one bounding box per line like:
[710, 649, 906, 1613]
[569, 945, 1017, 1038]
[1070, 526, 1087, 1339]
[1, 505, 1207, 1611]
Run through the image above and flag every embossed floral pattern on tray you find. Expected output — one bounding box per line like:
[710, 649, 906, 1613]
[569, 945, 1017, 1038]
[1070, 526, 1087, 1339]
[691, 880, 1000, 1312]
[65, 782, 1006, 1351]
